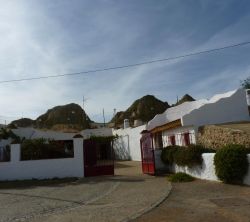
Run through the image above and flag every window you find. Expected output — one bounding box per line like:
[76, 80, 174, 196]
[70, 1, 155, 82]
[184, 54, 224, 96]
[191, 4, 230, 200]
[169, 135, 176, 146]
[183, 133, 190, 146]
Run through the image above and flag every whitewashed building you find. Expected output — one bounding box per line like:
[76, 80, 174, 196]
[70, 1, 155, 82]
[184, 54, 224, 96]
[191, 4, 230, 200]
[12, 127, 112, 141]
[146, 89, 250, 148]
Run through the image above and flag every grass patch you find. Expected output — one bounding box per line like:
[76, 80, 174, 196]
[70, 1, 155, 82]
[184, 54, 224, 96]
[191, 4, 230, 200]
[168, 172, 194, 182]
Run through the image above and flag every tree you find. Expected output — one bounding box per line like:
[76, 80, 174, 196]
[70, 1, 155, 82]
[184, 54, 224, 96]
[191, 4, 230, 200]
[241, 77, 250, 89]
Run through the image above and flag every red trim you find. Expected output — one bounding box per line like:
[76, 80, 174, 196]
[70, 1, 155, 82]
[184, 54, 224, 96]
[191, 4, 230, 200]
[170, 135, 176, 146]
[140, 132, 155, 175]
[183, 133, 190, 146]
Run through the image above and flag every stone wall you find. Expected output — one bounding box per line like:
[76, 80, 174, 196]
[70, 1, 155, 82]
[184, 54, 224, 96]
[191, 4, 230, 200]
[197, 125, 250, 149]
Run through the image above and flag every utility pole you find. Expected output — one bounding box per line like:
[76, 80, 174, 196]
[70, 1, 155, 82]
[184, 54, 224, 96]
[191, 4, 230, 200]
[82, 96, 89, 123]
[113, 108, 117, 128]
[103, 108, 106, 127]
[82, 96, 88, 110]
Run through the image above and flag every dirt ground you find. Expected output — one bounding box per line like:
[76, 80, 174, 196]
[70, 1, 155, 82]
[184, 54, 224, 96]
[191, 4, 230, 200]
[134, 179, 250, 222]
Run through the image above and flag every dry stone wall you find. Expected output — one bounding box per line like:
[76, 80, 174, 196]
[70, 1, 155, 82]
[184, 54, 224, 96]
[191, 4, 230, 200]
[198, 125, 250, 149]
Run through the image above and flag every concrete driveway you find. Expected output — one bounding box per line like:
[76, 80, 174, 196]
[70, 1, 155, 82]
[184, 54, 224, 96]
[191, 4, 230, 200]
[135, 179, 250, 222]
[0, 161, 171, 222]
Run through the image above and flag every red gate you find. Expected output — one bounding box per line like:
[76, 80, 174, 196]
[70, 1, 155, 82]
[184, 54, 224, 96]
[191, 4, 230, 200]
[140, 132, 155, 175]
[83, 139, 114, 177]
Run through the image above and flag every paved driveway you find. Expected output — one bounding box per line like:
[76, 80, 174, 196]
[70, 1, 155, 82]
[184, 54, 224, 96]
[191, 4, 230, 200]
[0, 161, 171, 222]
[135, 179, 250, 222]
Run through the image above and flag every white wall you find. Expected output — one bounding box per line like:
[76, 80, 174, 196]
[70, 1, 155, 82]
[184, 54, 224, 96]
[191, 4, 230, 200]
[162, 126, 196, 147]
[81, 128, 112, 139]
[170, 153, 250, 186]
[244, 155, 250, 185]
[0, 138, 84, 181]
[182, 89, 250, 127]
[12, 128, 75, 140]
[12, 127, 113, 141]
[112, 125, 146, 161]
[0, 139, 11, 147]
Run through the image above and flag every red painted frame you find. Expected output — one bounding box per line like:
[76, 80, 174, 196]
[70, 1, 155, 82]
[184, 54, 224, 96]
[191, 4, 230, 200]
[140, 132, 155, 175]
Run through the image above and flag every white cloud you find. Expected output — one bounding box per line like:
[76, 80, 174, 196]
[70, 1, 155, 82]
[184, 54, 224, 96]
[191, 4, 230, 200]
[0, 1, 249, 124]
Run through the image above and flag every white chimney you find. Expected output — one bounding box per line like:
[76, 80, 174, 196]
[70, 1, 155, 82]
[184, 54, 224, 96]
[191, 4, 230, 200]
[124, 119, 130, 129]
[246, 89, 250, 106]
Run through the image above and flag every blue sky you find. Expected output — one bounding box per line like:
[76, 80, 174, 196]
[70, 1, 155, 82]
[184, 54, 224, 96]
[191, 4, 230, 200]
[0, 0, 250, 123]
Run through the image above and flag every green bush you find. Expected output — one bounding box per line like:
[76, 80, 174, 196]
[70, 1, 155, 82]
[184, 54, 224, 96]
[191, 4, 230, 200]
[200, 147, 216, 153]
[161, 146, 180, 164]
[214, 144, 249, 184]
[168, 172, 194, 182]
[161, 144, 215, 167]
[0, 128, 21, 141]
[174, 145, 206, 167]
[21, 139, 73, 160]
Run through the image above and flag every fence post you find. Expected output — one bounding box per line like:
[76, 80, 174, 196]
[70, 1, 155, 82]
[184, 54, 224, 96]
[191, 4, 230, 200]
[73, 135, 84, 177]
[10, 144, 21, 163]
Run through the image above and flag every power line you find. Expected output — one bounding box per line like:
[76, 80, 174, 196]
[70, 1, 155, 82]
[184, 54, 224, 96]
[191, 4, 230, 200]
[0, 40, 250, 84]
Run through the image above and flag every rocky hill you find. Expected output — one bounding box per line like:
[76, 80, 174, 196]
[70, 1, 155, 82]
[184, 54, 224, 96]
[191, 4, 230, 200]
[36, 103, 91, 131]
[10, 103, 91, 131]
[10, 118, 34, 128]
[175, 94, 195, 106]
[111, 95, 169, 128]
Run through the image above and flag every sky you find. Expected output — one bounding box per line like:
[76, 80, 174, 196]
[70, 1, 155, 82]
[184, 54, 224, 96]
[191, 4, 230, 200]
[0, 0, 250, 124]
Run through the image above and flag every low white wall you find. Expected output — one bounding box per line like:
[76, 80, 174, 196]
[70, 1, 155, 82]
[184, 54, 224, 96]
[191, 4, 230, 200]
[0, 138, 84, 181]
[244, 155, 250, 185]
[170, 153, 250, 185]
[113, 125, 146, 161]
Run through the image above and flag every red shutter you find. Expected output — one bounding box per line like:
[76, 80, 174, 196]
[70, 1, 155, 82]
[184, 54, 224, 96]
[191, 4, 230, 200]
[170, 135, 176, 146]
[184, 133, 190, 146]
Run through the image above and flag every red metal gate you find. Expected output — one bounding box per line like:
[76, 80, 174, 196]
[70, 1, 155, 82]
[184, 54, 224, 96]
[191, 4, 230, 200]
[83, 139, 114, 177]
[140, 132, 155, 175]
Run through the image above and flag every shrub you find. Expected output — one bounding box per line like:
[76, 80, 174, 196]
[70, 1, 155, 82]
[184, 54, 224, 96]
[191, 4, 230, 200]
[200, 147, 216, 153]
[174, 144, 206, 167]
[214, 144, 248, 184]
[161, 144, 215, 167]
[21, 139, 73, 160]
[161, 146, 180, 164]
[168, 172, 194, 182]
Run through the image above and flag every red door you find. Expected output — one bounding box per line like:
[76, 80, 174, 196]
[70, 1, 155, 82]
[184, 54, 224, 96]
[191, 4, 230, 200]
[140, 132, 155, 175]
